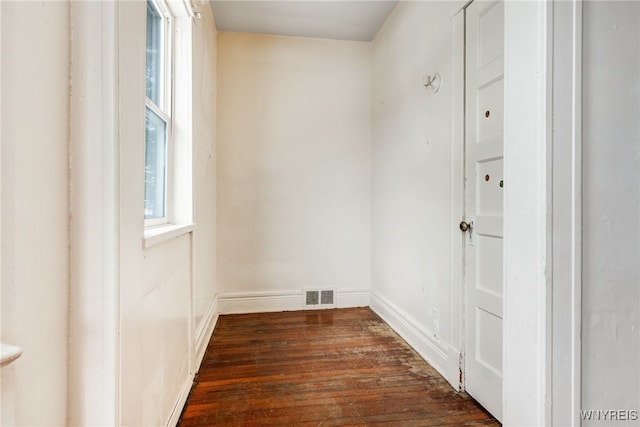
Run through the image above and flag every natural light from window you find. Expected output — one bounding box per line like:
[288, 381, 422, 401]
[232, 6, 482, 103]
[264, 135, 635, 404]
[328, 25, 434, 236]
[145, 0, 172, 224]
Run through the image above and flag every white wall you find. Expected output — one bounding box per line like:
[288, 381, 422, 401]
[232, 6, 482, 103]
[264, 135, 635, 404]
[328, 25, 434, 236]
[216, 33, 372, 312]
[582, 1, 640, 420]
[0, 1, 70, 424]
[370, 1, 464, 388]
[1, 1, 219, 425]
[193, 6, 219, 345]
[118, 3, 219, 426]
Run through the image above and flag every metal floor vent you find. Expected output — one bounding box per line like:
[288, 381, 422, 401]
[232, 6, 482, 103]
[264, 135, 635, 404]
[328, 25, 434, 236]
[303, 289, 336, 309]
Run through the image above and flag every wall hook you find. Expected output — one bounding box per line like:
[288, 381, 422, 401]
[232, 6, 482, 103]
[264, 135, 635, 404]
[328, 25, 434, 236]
[422, 73, 441, 93]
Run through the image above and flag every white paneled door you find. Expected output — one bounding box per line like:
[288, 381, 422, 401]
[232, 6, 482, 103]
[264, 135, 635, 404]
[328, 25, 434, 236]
[463, 0, 504, 422]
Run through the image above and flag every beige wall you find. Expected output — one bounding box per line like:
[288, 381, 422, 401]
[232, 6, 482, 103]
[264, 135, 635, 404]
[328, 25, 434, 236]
[1, 2, 218, 426]
[118, 3, 219, 425]
[216, 33, 372, 310]
[193, 7, 218, 338]
[1, 1, 70, 424]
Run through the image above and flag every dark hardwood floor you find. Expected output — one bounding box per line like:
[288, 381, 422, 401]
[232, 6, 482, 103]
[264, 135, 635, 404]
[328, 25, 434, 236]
[179, 307, 499, 426]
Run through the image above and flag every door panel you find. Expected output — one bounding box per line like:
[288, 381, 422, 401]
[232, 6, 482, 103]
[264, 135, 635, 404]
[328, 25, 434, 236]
[464, 0, 504, 422]
[476, 307, 503, 375]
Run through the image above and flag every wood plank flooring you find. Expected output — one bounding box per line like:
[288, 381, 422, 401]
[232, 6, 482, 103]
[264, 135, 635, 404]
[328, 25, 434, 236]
[179, 307, 499, 426]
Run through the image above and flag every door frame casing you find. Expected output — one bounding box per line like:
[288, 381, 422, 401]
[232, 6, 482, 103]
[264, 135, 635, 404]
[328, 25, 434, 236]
[503, 0, 555, 424]
[550, 1, 583, 425]
[450, 4, 466, 393]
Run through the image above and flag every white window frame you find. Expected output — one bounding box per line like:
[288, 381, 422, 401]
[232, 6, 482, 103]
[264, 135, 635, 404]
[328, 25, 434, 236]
[144, 0, 174, 228]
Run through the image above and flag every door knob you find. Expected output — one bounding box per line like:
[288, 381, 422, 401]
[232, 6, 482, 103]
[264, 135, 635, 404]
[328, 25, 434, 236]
[459, 221, 471, 232]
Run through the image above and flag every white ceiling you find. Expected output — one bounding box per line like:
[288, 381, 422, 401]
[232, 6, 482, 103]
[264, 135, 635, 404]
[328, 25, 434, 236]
[209, 1, 398, 42]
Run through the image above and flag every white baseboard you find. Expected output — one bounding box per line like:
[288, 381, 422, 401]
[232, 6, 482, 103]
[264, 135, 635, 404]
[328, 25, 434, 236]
[370, 291, 461, 390]
[193, 295, 219, 371]
[166, 297, 219, 427]
[217, 290, 301, 314]
[166, 374, 194, 427]
[217, 289, 370, 314]
[337, 289, 370, 308]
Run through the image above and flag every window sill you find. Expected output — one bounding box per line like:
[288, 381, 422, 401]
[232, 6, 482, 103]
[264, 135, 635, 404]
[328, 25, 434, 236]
[143, 223, 197, 249]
